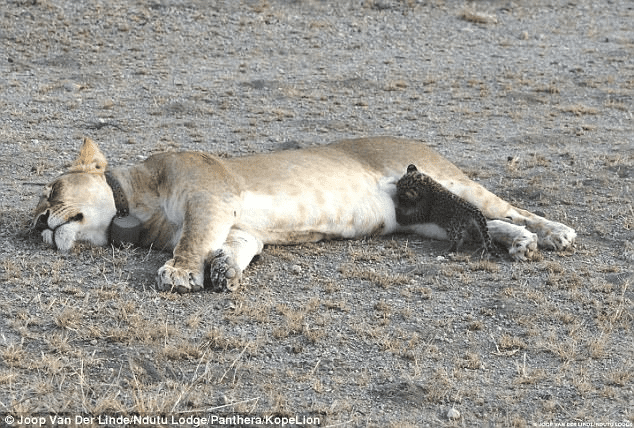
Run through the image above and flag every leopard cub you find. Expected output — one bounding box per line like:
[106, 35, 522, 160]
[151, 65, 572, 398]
[395, 164, 497, 257]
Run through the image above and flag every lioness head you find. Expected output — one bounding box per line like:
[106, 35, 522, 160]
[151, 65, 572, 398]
[32, 138, 117, 251]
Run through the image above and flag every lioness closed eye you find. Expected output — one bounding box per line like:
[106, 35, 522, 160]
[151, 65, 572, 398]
[32, 136, 576, 293]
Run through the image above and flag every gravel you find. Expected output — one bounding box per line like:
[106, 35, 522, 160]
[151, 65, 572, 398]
[1, 0, 633, 426]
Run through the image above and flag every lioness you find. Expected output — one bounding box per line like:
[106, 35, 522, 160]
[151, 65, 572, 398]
[32, 137, 576, 293]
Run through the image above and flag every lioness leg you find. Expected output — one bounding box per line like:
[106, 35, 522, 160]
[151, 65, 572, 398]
[208, 228, 263, 292]
[157, 198, 235, 293]
[504, 206, 577, 251]
[443, 179, 576, 256]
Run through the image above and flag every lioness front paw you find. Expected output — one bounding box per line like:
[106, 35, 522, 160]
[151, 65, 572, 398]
[508, 230, 539, 261]
[536, 221, 577, 251]
[208, 249, 242, 292]
[156, 259, 204, 293]
[487, 220, 539, 261]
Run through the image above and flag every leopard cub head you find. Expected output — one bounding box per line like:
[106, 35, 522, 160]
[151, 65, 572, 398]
[396, 164, 426, 205]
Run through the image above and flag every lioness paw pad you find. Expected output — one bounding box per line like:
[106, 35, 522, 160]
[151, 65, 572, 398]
[208, 249, 242, 292]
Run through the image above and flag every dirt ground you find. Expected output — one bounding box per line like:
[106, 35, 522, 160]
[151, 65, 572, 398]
[1, 0, 633, 427]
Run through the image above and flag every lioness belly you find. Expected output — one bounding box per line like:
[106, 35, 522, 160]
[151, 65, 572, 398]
[238, 176, 398, 244]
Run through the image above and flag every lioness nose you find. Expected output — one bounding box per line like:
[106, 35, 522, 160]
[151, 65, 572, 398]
[33, 210, 50, 231]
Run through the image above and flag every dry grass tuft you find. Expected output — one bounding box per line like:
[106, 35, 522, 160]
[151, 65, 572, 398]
[2, 0, 633, 425]
[459, 9, 498, 24]
[559, 104, 599, 115]
[338, 263, 411, 288]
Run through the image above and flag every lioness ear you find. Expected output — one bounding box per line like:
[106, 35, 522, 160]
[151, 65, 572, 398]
[69, 137, 108, 174]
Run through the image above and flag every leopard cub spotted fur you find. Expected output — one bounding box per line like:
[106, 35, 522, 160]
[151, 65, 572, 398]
[395, 164, 497, 257]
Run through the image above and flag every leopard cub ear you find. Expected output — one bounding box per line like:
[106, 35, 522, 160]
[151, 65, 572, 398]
[406, 164, 418, 174]
[68, 137, 108, 174]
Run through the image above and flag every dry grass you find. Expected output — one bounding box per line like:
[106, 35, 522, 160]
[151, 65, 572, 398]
[459, 9, 498, 25]
[559, 104, 600, 116]
[2, 0, 633, 425]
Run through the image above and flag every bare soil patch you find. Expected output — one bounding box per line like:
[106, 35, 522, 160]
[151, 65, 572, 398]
[1, 0, 633, 427]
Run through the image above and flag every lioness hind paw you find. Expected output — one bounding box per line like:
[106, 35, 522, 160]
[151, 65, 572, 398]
[537, 222, 577, 251]
[208, 249, 242, 292]
[156, 261, 204, 293]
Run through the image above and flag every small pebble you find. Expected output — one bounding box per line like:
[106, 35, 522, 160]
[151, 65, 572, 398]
[64, 82, 81, 92]
[447, 408, 460, 420]
[291, 264, 302, 275]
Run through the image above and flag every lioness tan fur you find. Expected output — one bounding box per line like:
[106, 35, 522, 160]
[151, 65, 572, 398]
[32, 137, 576, 293]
